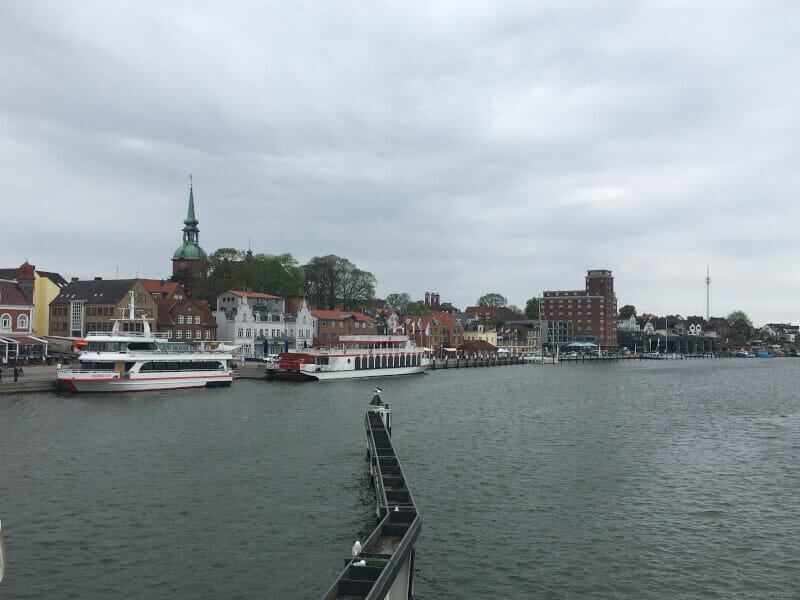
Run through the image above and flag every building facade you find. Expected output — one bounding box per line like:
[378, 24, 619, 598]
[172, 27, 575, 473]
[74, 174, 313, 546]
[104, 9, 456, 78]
[0, 262, 67, 336]
[49, 278, 159, 337]
[312, 310, 376, 345]
[540, 269, 618, 348]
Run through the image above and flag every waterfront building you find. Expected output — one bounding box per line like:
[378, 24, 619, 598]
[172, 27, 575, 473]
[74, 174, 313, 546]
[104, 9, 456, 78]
[499, 320, 543, 355]
[0, 262, 67, 336]
[462, 321, 498, 346]
[540, 269, 618, 349]
[213, 291, 297, 358]
[458, 339, 499, 359]
[0, 277, 49, 362]
[171, 183, 207, 285]
[312, 310, 376, 345]
[48, 278, 158, 337]
[399, 310, 464, 357]
[761, 323, 799, 343]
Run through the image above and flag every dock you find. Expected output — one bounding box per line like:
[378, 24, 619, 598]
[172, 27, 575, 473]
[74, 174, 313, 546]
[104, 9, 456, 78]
[322, 402, 421, 600]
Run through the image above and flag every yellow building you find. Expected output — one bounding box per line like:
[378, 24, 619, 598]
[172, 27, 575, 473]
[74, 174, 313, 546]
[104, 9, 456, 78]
[0, 262, 67, 336]
[462, 322, 498, 346]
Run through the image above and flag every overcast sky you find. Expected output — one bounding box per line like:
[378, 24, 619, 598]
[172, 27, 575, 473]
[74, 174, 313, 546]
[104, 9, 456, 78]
[2, 1, 798, 324]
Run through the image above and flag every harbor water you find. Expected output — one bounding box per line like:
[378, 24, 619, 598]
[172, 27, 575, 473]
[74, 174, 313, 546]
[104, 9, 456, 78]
[1, 359, 798, 598]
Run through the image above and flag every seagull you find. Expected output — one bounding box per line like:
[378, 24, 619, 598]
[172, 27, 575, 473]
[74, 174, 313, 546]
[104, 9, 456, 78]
[352, 540, 362, 557]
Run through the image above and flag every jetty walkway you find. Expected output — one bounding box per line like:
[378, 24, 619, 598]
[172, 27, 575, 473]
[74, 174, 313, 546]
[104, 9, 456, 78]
[322, 403, 421, 600]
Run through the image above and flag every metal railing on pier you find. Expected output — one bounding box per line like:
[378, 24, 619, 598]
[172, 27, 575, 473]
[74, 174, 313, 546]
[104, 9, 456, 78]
[321, 407, 421, 600]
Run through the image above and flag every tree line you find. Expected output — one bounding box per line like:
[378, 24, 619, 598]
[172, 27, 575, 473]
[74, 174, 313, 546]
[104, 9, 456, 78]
[172, 249, 375, 311]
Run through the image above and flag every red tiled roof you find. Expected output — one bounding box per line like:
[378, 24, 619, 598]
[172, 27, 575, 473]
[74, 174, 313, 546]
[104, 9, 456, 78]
[311, 310, 376, 322]
[229, 290, 282, 299]
[431, 310, 458, 330]
[0, 280, 31, 306]
[140, 279, 184, 296]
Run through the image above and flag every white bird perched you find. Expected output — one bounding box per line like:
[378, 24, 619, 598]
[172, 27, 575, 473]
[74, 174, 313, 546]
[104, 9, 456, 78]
[394, 505, 399, 512]
[354, 559, 366, 567]
[351, 540, 362, 557]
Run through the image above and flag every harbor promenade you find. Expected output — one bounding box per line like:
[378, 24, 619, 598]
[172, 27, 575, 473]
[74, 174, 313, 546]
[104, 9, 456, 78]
[0, 365, 58, 393]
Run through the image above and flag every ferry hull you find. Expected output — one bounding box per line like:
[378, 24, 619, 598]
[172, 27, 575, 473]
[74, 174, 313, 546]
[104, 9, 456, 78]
[57, 374, 233, 393]
[274, 365, 426, 382]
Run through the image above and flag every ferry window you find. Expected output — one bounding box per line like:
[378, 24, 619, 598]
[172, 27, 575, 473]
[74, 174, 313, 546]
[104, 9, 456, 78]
[124, 362, 135, 371]
[128, 342, 156, 351]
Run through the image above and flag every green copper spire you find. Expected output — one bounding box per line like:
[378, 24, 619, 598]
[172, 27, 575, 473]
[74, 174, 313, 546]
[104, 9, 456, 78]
[172, 180, 207, 261]
[184, 184, 198, 226]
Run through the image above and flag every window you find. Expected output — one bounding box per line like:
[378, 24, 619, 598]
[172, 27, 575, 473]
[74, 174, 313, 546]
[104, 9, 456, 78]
[167, 330, 173, 339]
[195, 316, 200, 324]
[17, 314, 29, 330]
[237, 328, 244, 338]
[176, 330, 183, 339]
[321, 320, 327, 327]
[339, 321, 343, 328]
[205, 330, 211, 340]
[178, 315, 184, 324]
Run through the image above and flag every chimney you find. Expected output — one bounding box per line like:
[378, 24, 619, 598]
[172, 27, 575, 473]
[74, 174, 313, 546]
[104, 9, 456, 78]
[94, 276, 102, 281]
[434, 293, 440, 307]
[71, 277, 79, 282]
[425, 292, 430, 307]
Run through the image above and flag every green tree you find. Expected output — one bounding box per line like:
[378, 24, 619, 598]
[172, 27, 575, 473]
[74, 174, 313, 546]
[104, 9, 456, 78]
[303, 254, 376, 310]
[618, 305, 636, 320]
[525, 297, 539, 319]
[404, 300, 431, 316]
[477, 293, 507, 307]
[169, 267, 197, 295]
[385, 292, 411, 311]
[723, 310, 753, 340]
[249, 253, 304, 297]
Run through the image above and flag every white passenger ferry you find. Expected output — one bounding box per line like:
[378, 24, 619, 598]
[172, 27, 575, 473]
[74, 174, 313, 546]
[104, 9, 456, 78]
[56, 294, 233, 393]
[272, 335, 429, 381]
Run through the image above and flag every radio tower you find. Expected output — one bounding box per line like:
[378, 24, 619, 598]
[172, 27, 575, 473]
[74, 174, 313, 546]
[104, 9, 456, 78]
[705, 266, 711, 321]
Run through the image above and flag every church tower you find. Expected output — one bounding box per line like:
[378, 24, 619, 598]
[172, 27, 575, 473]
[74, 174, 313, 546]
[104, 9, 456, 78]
[172, 181, 208, 281]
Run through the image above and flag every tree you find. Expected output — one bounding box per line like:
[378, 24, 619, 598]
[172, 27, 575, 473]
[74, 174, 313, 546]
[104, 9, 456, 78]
[723, 310, 753, 340]
[477, 293, 507, 307]
[525, 297, 539, 319]
[405, 301, 431, 316]
[385, 292, 411, 311]
[302, 254, 376, 310]
[169, 267, 197, 295]
[249, 253, 304, 297]
[618, 305, 636, 320]
[188, 248, 305, 302]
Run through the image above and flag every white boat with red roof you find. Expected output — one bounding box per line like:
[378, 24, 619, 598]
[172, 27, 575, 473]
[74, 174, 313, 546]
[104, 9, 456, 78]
[272, 334, 428, 381]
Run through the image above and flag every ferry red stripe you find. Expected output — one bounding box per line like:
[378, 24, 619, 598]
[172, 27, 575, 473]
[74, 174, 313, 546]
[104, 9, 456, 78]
[60, 374, 232, 382]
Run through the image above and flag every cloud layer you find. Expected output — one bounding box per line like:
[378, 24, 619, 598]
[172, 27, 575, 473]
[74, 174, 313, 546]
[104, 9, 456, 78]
[2, 1, 798, 324]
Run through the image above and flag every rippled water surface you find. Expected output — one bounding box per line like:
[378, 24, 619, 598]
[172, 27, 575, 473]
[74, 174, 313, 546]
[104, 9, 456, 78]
[1, 359, 799, 598]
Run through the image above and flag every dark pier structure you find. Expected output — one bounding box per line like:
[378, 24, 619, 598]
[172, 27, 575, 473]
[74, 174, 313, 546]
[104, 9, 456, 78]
[322, 401, 421, 600]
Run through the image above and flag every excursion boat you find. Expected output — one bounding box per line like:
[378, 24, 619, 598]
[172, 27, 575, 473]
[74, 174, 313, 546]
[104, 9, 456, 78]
[272, 335, 429, 381]
[56, 294, 233, 393]
[736, 350, 755, 358]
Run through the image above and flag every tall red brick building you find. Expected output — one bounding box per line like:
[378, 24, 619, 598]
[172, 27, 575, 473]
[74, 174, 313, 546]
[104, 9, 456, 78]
[540, 269, 617, 348]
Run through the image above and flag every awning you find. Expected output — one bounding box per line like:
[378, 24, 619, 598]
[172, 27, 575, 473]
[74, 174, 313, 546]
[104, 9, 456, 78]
[7, 335, 49, 346]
